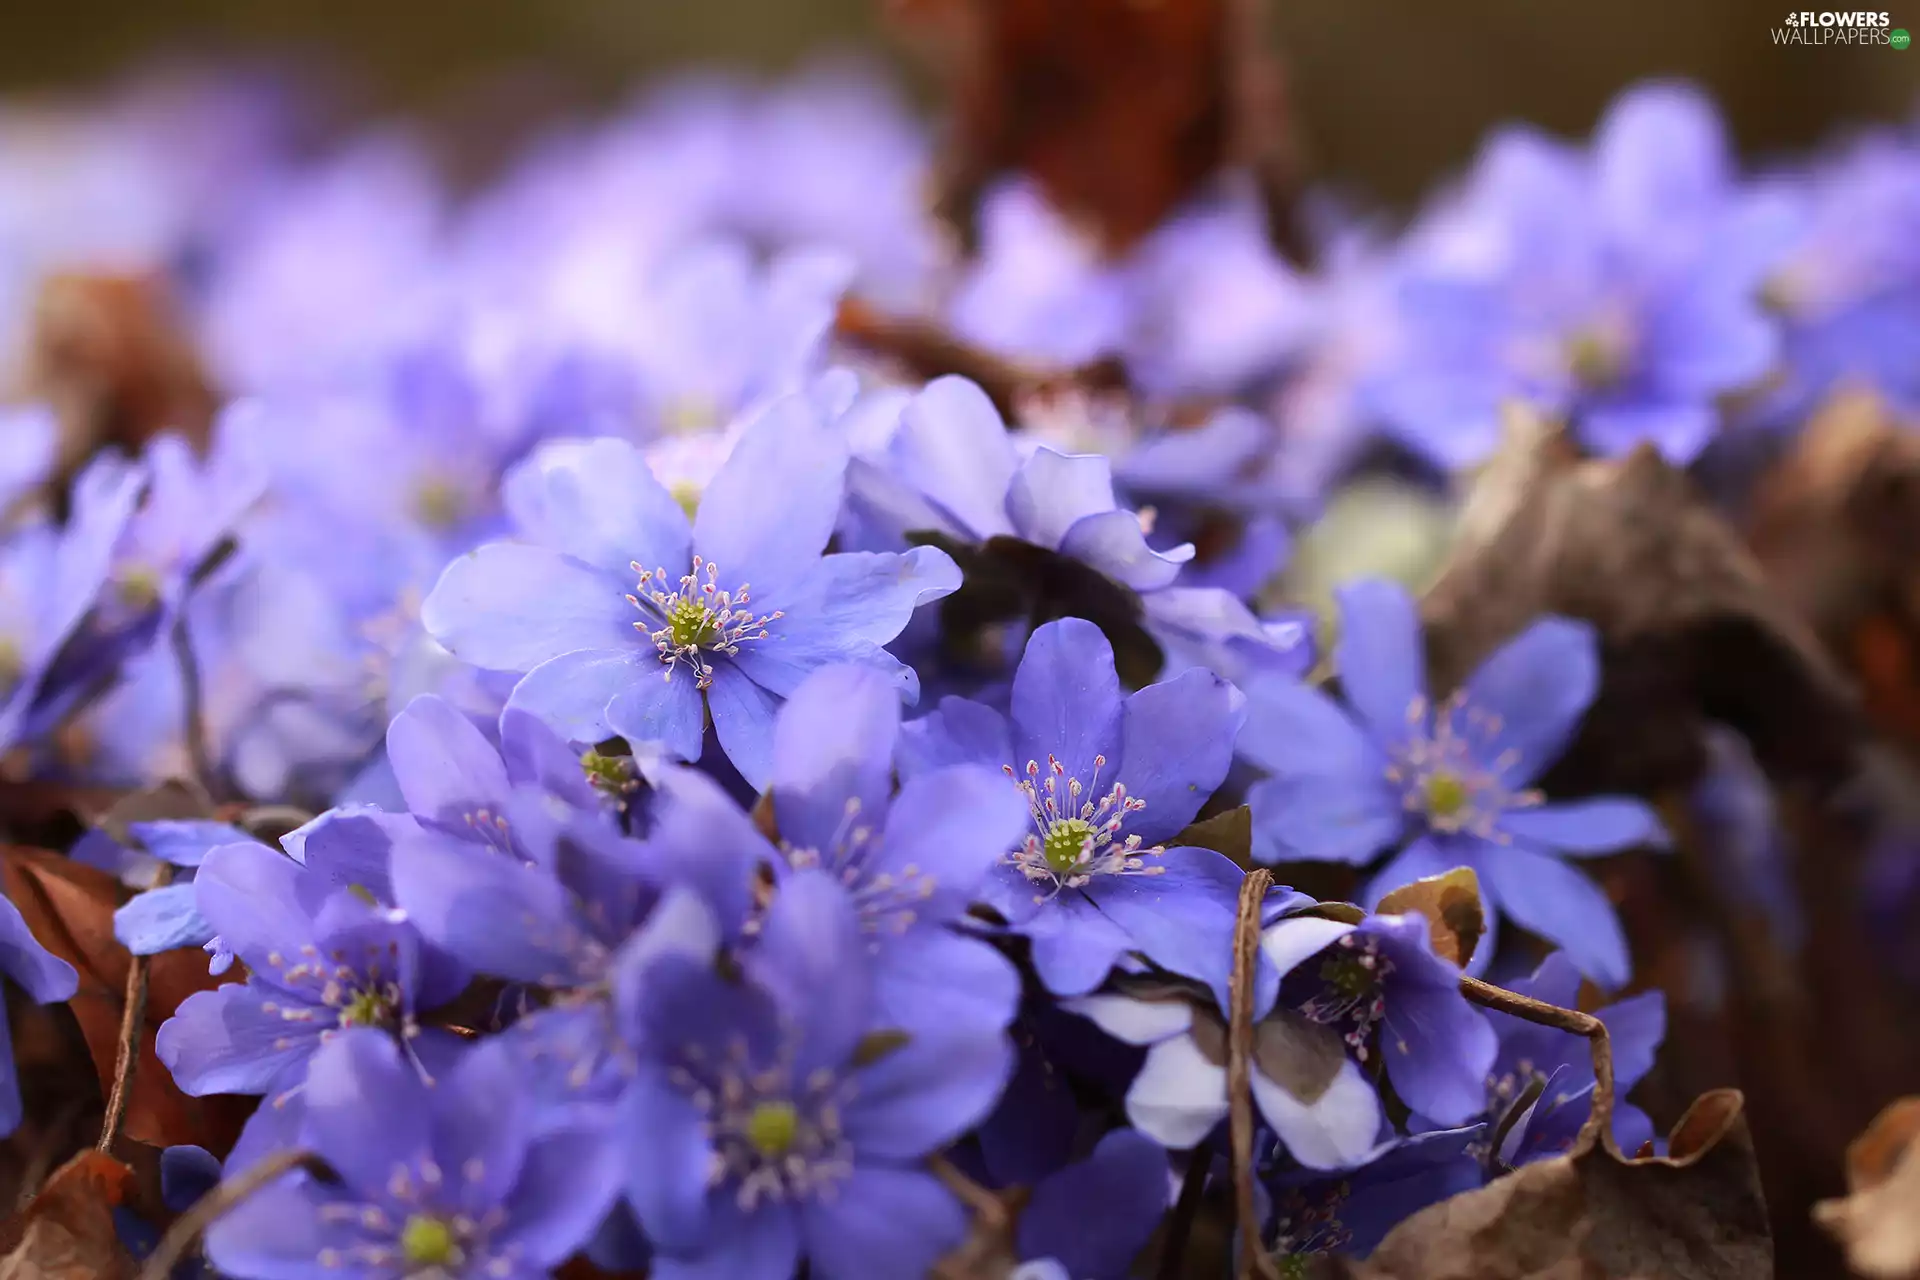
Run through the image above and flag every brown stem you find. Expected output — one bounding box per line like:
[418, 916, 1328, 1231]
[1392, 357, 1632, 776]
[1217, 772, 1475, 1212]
[170, 613, 220, 802]
[1459, 974, 1617, 1152]
[96, 866, 172, 1154]
[1155, 1149, 1213, 1280]
[137, 1149, 324, 1280]
[1229, 868, 1281, 1280]
[927, 1154, 1007, 1233]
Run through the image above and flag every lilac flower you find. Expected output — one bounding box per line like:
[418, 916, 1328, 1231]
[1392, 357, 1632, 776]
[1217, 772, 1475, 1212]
[765, 663, 1029, 1034]
[156, 835, 463, 1098]
[1239, 579, 1667, 987]
[901, 617, 1249, 1000]
[0, 888, 79, 1134]
[1263, 911, 1497, 1125]
[424, 395, 959, 788]
[1478, 951, 1665, 1165]
[618, 871, 1011, 1280]
[100, 425, 263, 628]
[1260, 1126, 1483, 1262]
[1014, 1129, 1170, 1280]
[1369, 82, 1780, 468]
[0, 453, 146, 751]
[388, 702, 753, 1104]
[205, 1030, 621, 1280]
[109, 819, 255, 958]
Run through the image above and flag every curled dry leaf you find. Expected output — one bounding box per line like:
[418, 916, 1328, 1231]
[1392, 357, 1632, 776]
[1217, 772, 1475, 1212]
[1375, 866, 1484, 968]
[1170, 804, 1256, 871]
[1308, 1089, 1772, 1280]
[887, 0, 1302, 260]
[1814, 1097, 1920, 1279]
[0, 846, 249, 1152]
[1421, 405, 1860, 799]
[0, 1150, 136, 1280]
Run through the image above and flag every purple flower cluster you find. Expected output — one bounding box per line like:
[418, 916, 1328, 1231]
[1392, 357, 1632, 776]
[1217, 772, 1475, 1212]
[1, 51, 1907, 1280]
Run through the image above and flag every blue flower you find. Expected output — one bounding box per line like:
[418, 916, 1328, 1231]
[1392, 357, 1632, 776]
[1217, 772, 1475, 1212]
[423, 394, 960, 788]
[1261, 1125, 1483, 1262]
[205, 1029, 622, 1280]
[618, 871, 1011, 1280]
[901, 617, 1249, 1000]
[1014, 1129, 1170, 1280]
[156, 836, 464, 1098]
[1368, 82, 1780, 468]
[765, 663, 1029, 1035]
[1477, 951, 1665, 1166]
[1262, 911, 1497, 1125]
[109, 819, 256, 958]
[1239, 579, 1667, 987]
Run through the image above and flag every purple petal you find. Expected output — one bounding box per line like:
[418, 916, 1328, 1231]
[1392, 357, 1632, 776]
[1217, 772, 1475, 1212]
[1017, 1129, 1169, 1279]
[1479, 845, 1630, 989]
[423, 543, 632, 673]
[386, 694, 510, 830]
[157, 982, 320, 1096]
[298, 1029, 431, 1199]
[890, 376, 1018, 540]
[1009, 618, 1124, 784]
[707, 668, 783, 790]
[1006, 448, 1122, 552]
[873, 765, 1029, 922]
[649, 1196, 799, 1280]
[1259, 916, 1358, 980]
[1246, 772, 1403, 867]
[601, 661, 706, 764]
[897, 696, 1012, 777]
[1058, 508, 1194, 592]
[1497, 798, 1668, 856]
[192, 842, 316, 971]
[1113, 666, 1246, 843]
[842, 1027, 1014, 1160]
[1236, 676, 1378, 778]
[801, 1167, 966, 1280]
[1597, 990, 1665, 1090]
[765, 546, 962, 649]
[504, 436, 692, 580]
[1086, 849, 1245, 1008]
[114, 883, 214, 955]
[751, 870, 870, 1070]
[1024, 894, 1135, 996]
[1333, 579, 1426, 750]
[432, 1035, 534, 1217]
[874, 928, 1021, 1040]
[126, 821, 253, 868]
[620, 1069, 715, 1250]
[203, 1175, 350, 1280]
[771, 664, 901, 852]
[1460, 616, 1598, 787]
[695, 393, 849, 595]
[493, 1120, 626, 1266]
[640, 768, 768, 936]
[389, 827, 584, 986]
[0, 894, 79, 1002]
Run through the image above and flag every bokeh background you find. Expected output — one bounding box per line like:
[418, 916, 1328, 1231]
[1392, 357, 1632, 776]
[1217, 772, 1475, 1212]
[4, 0, 1916, 208]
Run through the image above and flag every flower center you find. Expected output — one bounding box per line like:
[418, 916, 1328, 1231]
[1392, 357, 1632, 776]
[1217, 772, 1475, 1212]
[338, 988, 394, 1028]
[580, 748, 640, 798]
[781, 796, 938, 938]
[115, 565, 162, 609]
[745, 1101, 799, 1157]
[0, 636, 22, 690]
[400, 1216, 457, 1268]
[1298, 932, 1393, 1060]
[1423, 771, 1469, 819]
[669, 480, 702, 522]
[1266, 1182, 1354, 1264]
[1042, 818, 1097, 875]
[412, 476, 467, 530]
[626, 556, 782, 690]
[1005, 753, 1163, 897]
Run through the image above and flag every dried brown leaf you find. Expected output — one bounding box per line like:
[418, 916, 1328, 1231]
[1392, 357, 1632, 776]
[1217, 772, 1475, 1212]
[1814, 1097, 1920, 1279]
[1310, 1089, 1771, 1280]
[0, 846, 250, 1152]
[1421, 406, 1859, 798]
[0, 1150, 136, 1280]
[1170, 804, 1255, 871]
[1376, 866, 1484, 968]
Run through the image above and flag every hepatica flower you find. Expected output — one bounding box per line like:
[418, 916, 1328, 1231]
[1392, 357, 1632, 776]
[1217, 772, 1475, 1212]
[424, 393, 960, 788]
[618, 872, 1010, 1280]
[1369, 82, 1780, 469]
[765, 663, 1029, 1034]
[0, 888, 79, 1135]
[1240, 580, 1666, 987]
[901, 617, 1247, 1000]
[206, 1030, 621, 1280]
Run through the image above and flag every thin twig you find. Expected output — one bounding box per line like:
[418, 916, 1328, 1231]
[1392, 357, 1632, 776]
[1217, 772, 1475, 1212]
[170, 613, 220, 802]
[1155, 1149, 1214, 1280]
[1459, 974, 1616, 1151]
[137, 1149, 323, 1280]
[1229, 868, 1281, 1280]
[927, 1154, 1007, 1233]
[97, 866, 171, 1154]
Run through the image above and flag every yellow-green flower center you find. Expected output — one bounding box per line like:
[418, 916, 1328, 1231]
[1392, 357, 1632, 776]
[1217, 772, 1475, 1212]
[338, 988, 392, 1028]
[116, 566, 162, 609]
[1565, 325, 1625, 389]
[1319, 953, 1378, 1001]
[400, 1215, 457, 1267]
[665, 597, 718, 650]
[745, 1101, 799, 1158]
[1423, 771, 1469, 819]
[1042, 818, 1096, 875]
[412, 476, 467, 530]
[0, 637, 22, 689]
